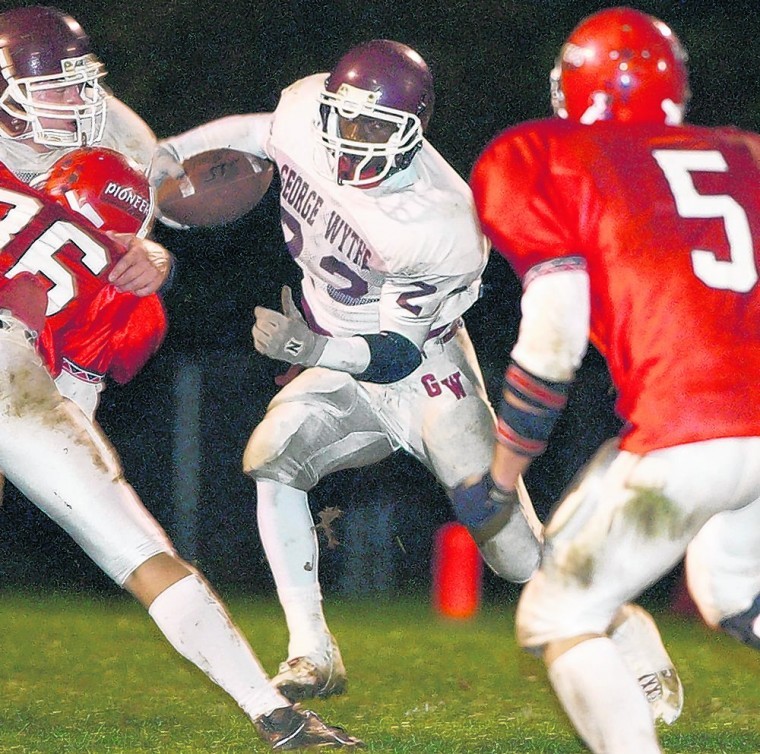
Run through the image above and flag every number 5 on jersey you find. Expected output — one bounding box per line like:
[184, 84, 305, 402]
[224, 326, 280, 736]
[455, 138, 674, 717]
[653, 149, 758, 293]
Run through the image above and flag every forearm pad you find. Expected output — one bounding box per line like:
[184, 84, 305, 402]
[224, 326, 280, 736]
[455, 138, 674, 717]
[355, 332, 421, 383]
[315, 331, 421, 383]
[496, 361, 571, 457]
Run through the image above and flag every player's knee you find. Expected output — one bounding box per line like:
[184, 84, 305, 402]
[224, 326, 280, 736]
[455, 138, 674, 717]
[448, 475, 542, 583]
[243, 423, 309, 487]
[242, 390, 311, 481]
[242, 402, 325, 489]
[478, 519, 541, 583]
[125, 552, 193, 608]
[515, 572, 615, 653]
[244, 369, 365, 487]
[242, 425, 279, 477]
[719, 594, 760, 650]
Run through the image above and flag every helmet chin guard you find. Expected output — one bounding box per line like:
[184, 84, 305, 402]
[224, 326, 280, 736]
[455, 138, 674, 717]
[317, 82, 424, 187]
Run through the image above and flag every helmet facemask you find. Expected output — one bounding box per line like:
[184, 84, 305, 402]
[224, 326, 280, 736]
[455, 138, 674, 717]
[316, 82, 424, 187]
[0, 52, 107, 147]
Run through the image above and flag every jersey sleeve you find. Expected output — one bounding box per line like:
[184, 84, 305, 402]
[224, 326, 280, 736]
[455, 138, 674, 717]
[104, 294, 168, 384]
[470, 123, 588, 280]
[161, 112, 276, 163]
[102, 98, 157, 172]
[471, 123, 593, 384]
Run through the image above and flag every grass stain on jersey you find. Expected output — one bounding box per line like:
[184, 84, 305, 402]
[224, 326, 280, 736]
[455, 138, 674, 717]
[561, 545, 596, 587]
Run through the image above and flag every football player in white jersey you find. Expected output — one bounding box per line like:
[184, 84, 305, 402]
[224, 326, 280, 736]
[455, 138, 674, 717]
[0, 5, 172, 412]
[154, 39, 544, 701]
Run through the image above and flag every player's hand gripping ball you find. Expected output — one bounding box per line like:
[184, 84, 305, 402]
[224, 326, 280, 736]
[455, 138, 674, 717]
[154, 148, 274, 227]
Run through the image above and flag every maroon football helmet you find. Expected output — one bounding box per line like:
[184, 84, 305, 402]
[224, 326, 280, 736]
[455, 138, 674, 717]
[0, 6, 107, 147]
[42, 147, 154, 238]
[316, 39, 434, 186]
[550, 7, 690, 125]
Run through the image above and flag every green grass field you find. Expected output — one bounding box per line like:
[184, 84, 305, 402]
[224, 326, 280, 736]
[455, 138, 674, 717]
[0, 591, 757, 753]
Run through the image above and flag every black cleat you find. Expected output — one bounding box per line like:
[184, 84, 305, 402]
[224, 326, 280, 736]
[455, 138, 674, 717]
[254, 705, 364, 750]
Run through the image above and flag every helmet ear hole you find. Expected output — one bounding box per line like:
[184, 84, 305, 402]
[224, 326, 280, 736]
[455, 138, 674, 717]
[552, 7, 689, 125]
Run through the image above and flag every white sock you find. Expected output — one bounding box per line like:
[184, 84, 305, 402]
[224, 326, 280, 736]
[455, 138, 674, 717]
[548, 637, 663, 754]
[148, 574, 287, 720]
[256, 479, 328, 658]
[277, 585, 330, 659]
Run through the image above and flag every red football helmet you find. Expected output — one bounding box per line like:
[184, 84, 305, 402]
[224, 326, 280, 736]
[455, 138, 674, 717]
[316, 39, 434, 186]
[0, 6, 108, 146]
[550, 7, 690, 125]
[41, 147, 154, 238]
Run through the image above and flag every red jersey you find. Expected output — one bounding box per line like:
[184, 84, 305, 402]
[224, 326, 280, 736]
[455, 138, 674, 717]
[0, 163, 166, 383]
[471, 118, 760, 453]
[39, 287, 167, 384]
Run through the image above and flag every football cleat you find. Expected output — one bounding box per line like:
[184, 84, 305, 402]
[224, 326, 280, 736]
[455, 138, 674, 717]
[254, 705, 363, 750]
[608, 603, 684, 725]
[637, 667, 684, 725]
[272, 632, 347, 702]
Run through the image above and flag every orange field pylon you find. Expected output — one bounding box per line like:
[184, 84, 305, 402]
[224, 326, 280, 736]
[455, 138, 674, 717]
[431, 522, 483, 619]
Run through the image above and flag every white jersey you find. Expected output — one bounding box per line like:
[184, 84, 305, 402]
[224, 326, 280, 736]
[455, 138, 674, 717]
[163, 74, 489, 351]
[0, 96, 156, 184]
[164, 70, 542, 584]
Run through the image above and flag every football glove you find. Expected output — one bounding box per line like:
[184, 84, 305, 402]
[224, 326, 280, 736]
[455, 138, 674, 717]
[252, 286, 327, 366]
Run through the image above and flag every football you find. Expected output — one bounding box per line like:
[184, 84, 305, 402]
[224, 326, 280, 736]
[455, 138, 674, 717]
[156, 148, 274, 227]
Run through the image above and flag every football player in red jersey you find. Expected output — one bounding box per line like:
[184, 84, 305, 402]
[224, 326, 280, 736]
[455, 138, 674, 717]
[0, 153, 362, 749]
[34, 147, 168, 419]
[0, 5, 170, 295]
[469, 7, 760, 754]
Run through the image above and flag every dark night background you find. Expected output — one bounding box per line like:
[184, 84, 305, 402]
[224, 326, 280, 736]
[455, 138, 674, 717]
[1, 1, 756, 605]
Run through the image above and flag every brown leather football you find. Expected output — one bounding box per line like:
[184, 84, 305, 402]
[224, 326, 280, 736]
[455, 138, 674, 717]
[156, 149, 274, 227]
